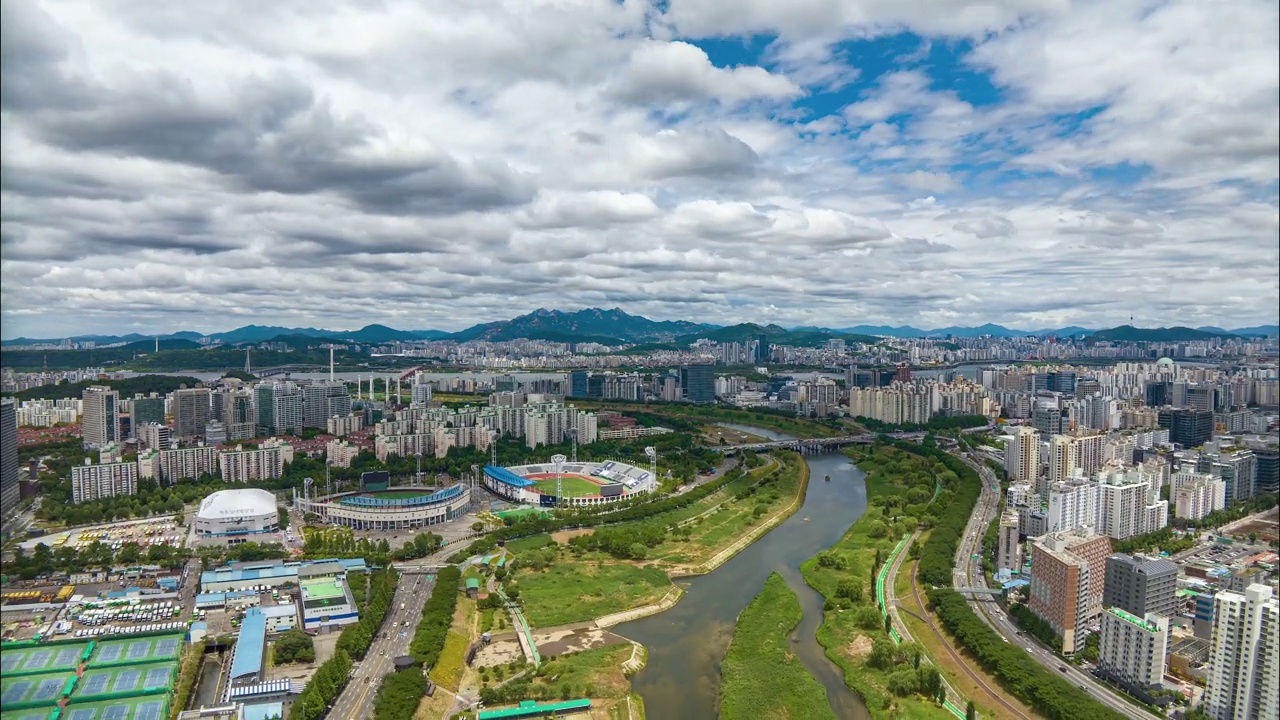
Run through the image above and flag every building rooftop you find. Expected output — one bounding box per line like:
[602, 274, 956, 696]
[1107, 607, 1162, 632]
[229, 608, 267, 681]
[196, 488, 277, 520]
[259, 604, 296, 618]
[300, 578, 345, 601]
[242, 701, 285, 720]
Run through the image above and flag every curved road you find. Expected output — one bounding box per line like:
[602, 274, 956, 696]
[952, 453, 1156, 720]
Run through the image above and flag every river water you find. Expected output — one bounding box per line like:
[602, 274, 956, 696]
[615, 424, 870, 720]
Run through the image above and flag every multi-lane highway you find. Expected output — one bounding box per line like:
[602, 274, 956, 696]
[328, 572, 437, 720]
[952, 454, 1157, 720]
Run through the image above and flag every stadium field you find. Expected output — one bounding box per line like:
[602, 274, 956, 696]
[524, 473, 604, 497]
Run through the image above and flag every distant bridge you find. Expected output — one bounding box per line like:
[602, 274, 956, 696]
[255, 365, 327, 378]
[715, 431, 927, 454]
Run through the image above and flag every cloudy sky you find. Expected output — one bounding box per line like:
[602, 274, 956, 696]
[2, 0, 1278, 338]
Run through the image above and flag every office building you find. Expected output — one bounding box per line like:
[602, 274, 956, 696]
[1, 398, 19, 518]
[71, 459, 138, 504]
[129, 395, 166, 438]
[1098, 609, 1168, 691]
[1203, 584, 1279, 720]
[1251, 445, 1279, 495]
[1159, 408, 1213, 448]
[997, 508, 1022, 572]
[755, 334, 770, 364]
[1005, 426, 1040, 485]
[569, 371, 589, 398]
[1032, 403, 1071, 435]
[173, 387, 212, 441]
[1028, 528, 1112, 653]
[680, 365, 716, 404]
[139, 422, 172, 451]
[1198, 446, 1257, 504]
[81, 385, 120, 450]
[1104, 554, 1177, 623]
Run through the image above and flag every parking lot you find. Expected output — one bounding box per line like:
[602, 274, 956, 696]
[20, 516, 185, 553]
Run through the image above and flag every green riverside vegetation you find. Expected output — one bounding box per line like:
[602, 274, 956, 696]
[719, 572, 837, 720]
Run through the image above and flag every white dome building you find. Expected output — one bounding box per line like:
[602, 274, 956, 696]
[194, 488, 280, 547]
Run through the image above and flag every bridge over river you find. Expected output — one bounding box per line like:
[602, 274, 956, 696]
[715, 430, 928, 454]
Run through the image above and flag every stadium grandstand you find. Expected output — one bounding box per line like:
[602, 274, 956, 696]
[483, 460, 658, 508]
[291, 483, 471, 531]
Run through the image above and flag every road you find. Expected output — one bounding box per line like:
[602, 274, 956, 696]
[328, 572, 437, 720]
[951, 453, 1156, 720]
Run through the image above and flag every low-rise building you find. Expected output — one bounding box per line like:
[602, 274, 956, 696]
[298, 576, 358, 632]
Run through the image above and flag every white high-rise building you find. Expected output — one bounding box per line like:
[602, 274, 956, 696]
[997, 508, 1022, 572]
[218, 439, 294, 483]
[1048, 435, 1079, 489]
[71, 459, 138, 504]
[1096, 468, 1167, 540]
[139, 422, 172, 451]
[1174, 474, 1227, 521]
[1047, 477, 1098, 534]
[1098, 609, 1168, 690]
[410, 375, 433, 407]
[1005, 426, 1040, 485]
[1203, 584, 1279, 720]
[81, 386, 120, 450]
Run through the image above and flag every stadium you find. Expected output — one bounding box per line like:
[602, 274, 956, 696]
[292, 483, 472, 531]
[483, 460, 658, 508]
[194, 488, 279, 547]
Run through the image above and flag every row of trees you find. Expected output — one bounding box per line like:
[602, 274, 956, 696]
[853, 415, 989, 433]
[1008, 603, 1063, 652]
[928, 589, 1123, 720]
[9, 375, 204, 401]
[408, 566, 461, 666]
[372, 668, 428, 720]
[8, 539, 186, 579]
[907, 445, 983, 586]
[335, 569, 399, 661]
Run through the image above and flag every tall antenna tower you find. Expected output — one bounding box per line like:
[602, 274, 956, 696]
[244, 349, 252, 375]
[155, 336, 159, 353]
[328, 346, 335, 383]
[645, 446, 658, 481]
[551, 454, 567, 508]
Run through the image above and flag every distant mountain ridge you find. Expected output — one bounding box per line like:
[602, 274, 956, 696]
[3, 311, 1276, 347]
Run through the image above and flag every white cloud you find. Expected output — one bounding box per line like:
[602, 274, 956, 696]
[0, 0, 1275, 338]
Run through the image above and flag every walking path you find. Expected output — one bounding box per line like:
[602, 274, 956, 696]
[592, 587, 685, 629]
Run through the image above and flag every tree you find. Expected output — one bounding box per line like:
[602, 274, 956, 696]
[472, 521, 485, 532]
[885, 613, 893, 634]
[966, 700, 977, 719]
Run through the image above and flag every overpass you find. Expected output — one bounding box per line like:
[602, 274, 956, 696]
[715, 431, 928, 454]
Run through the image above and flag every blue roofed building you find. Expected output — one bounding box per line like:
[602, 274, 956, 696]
[226, 608, 268, 696]
[200, 558, 366, 594]
[242, 701, 285, 720]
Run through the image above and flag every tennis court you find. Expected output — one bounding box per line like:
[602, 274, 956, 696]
[0, 672, 75, 707]
[1, 709, 57, 720]
[0, 643, 90, 675]
[88, 634, 184, 668]
[61, 696, 168, 720]
[72, 662, 176, 701]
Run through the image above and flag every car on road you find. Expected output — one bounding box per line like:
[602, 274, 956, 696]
[1058, 666, 1066, 672]
[1025, 647, 1033, 653]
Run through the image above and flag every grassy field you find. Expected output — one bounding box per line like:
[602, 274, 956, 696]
[528, 474, 604, 497]
[720, 572, 837, 720]
[800, 445, 954, 719]
[470, 644, 635, 718]
[513, 557, 672, 627]
[429, 631, 469, 690]
[651, 453, 807, 568]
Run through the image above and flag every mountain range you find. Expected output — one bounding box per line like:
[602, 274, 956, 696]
[2, 309, 1276, 347]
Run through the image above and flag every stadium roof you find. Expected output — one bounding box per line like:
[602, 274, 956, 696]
[230, 609, 267, 681]
[197, 488, 278, 520]
[483, 465, 536, 488]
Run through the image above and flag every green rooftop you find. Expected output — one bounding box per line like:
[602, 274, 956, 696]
[465, 578, 481, 590]
[300, 579, 345, 601]
[1108, 607, 1161, 632]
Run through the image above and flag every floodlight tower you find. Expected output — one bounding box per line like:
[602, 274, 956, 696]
[471, 464, 480, 511]
[490, 442, 497, 469]
[415, 452, 423, 488]
[551, 454, 567, 508]
[303, 476, 314, 506]
[568, 427, 578, 464]
[645, 446, 658, 481]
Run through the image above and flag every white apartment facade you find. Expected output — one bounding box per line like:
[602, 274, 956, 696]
[71, 459, 138, 504]
[1098, 609, 1168, 690]
[219, 439, 293, 483]
[1203, 584, 1279, 720]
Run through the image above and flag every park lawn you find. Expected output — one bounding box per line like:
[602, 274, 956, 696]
[429, 631, 469, 690]
[474, 644, 634, 712]
[513, 557, 672, 627]
[719, 573, 837, 720]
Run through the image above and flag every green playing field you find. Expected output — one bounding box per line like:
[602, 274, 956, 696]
[529, 475, 602, 497]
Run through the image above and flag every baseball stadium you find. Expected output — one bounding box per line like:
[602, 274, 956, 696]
[483, 460, 659, 508]
[292, 483, 472, 531]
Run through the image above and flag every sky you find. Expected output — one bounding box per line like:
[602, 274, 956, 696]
[1, 0, 1278, 339]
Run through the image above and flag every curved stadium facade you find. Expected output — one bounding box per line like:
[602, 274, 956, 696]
[292, 484, 471, 530]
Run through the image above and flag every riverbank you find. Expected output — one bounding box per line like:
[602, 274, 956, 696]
[799, 445, 956, 718]
[719, 572, 838, 720]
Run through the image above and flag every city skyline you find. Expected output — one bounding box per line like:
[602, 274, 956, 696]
[2, 1, 1277, 339]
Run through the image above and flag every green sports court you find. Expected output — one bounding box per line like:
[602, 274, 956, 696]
[62, 696, 169, 720]
[0, 643, 90, 676]
[0, 671, 77, 708]
[87, 634, 184, 668]
[71, 662, 177, 702]
[1, 709, 58, 720]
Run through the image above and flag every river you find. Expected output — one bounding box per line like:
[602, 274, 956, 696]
[615, 423, 870, 720]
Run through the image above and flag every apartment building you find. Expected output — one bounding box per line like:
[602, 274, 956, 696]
[1028, 528, 1113, 653]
